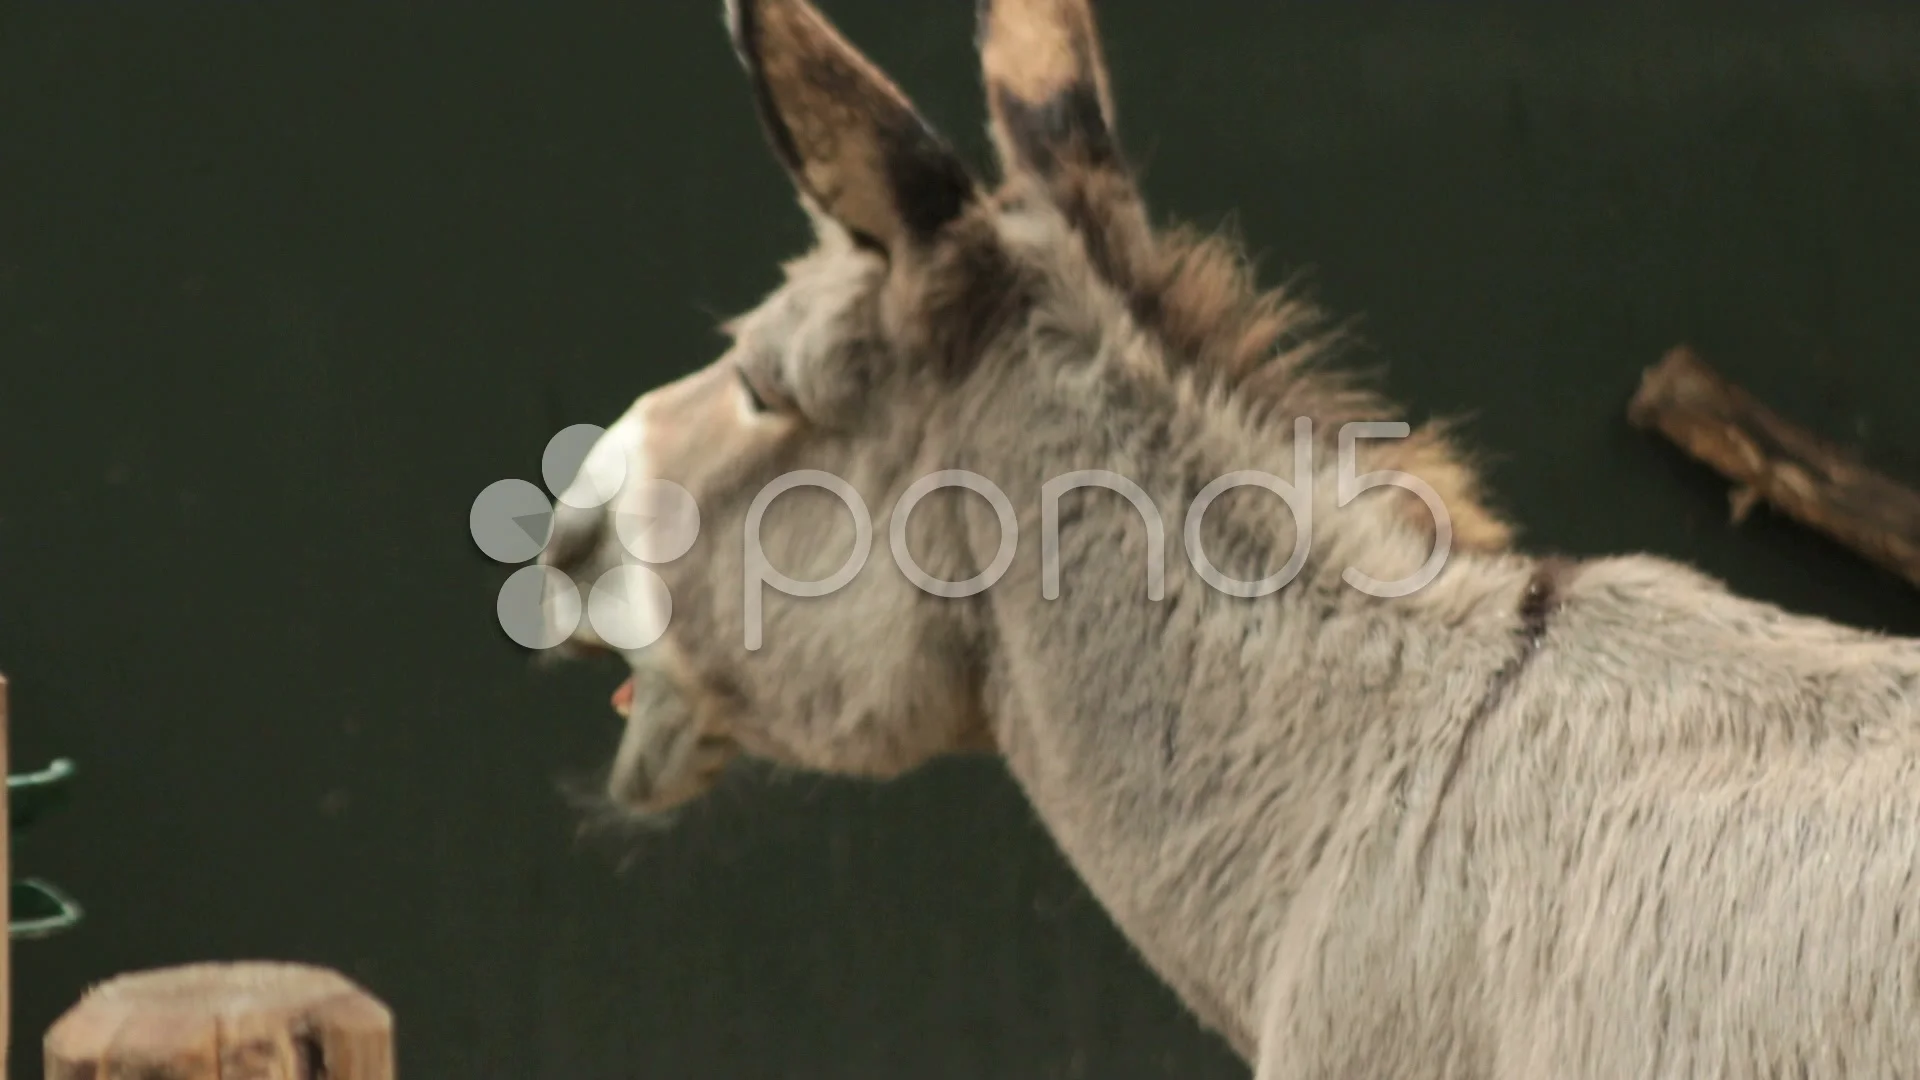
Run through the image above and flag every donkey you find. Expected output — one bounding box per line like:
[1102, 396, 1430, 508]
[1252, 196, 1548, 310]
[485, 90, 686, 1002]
[537, 0, 1920, 1076]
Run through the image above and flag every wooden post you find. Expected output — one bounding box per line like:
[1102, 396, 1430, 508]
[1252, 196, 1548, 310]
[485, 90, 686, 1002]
[44, 961, 393, 1079]
[2, 673, 12, 1073]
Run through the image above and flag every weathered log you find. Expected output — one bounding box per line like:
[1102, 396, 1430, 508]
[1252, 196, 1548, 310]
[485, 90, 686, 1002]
[1629, 345, 1920, 593]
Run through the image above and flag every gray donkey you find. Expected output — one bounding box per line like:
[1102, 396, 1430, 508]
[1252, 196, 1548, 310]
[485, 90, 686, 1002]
[537, 0, 1920, 1075]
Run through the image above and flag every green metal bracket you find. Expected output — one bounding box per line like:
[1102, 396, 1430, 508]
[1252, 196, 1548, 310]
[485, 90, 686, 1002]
[10, 757, 82, 939]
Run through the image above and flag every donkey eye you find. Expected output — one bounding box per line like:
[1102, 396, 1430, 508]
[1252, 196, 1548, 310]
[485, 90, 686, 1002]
[735, 364, 789, 415]
[736, 366, 771, 412]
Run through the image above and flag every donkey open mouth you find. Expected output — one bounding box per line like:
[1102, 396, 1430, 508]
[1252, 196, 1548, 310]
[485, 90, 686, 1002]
[600, 665, 739, 818]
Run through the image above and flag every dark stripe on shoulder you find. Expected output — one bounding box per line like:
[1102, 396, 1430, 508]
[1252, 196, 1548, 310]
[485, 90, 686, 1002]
[1415, 554, 1581, 877]
[1519, 555, 1575, 643]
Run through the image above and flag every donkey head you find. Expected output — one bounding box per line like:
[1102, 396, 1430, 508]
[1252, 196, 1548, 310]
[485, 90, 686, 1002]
[539, 0, 1508, 818]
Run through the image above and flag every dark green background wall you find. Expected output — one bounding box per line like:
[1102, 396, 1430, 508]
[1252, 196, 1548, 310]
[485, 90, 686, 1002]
[5, 2, 1920, 1077]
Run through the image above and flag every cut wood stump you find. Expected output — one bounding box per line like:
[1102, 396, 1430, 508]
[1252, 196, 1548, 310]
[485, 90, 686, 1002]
[1629, 345, 1920, 593]
[44, 961, 393, 1079]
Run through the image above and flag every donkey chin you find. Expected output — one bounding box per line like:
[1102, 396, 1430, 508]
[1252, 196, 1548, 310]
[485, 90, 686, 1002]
[604, 659, 739, 818]
[547, 630, 741, 821]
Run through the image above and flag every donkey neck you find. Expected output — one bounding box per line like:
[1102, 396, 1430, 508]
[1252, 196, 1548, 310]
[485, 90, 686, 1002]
[952, 358, 1541, 1056]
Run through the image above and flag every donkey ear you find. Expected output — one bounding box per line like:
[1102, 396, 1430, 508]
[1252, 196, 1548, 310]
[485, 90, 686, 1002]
[726, 0, 978, 253]
[978, 0, 1124, 183]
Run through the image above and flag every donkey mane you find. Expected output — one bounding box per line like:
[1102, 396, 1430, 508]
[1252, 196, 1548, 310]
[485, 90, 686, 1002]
[988, 168, 1519, 551]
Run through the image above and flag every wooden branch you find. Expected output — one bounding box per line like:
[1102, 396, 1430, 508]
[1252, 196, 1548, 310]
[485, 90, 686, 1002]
[44, 962, 393, 1080]
[1628, 345, 1920, 592]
